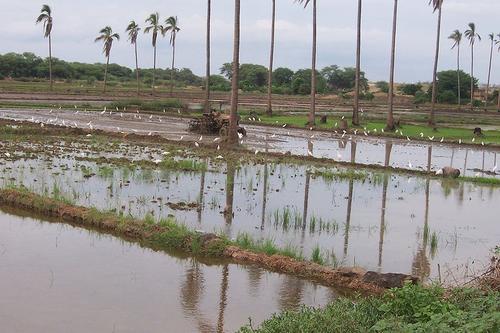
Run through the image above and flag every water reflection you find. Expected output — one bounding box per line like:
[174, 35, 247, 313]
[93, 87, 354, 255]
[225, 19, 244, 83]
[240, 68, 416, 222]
[0, 210, 335, 333]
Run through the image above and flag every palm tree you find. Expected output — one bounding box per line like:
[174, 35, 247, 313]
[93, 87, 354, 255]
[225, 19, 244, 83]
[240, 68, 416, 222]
[126, 21, 141, 96]
[204, 0, 212, 113]
[497, 35, 500, 112]
[164, 16, 181, 96]
[386, 0, 399, 131]
[266, 0, 276, 116]
[228, 0, 241, 144]
[464, 23, 481, 109]
[353, 0, 362, 126]
[296, 0, 317, 126]
[35, 4, 53, 91]
[144, 13, 163, 96]
[485, 33, 496, 108]
[448, 30, 462, 107]
[428, 0, 443, 128]
[94, 26, 120, 93]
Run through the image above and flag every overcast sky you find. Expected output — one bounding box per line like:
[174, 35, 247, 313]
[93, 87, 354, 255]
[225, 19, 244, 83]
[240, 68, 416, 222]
[2, 0, 499, 84]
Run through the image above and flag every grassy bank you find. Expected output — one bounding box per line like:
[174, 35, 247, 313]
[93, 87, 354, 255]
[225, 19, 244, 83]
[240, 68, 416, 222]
[0, 186, 411, 293]
[239, 283, 500, 333]
[242, 113, 500, 146]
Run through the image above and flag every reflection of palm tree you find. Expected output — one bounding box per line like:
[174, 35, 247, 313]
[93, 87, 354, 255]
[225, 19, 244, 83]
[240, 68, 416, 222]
[412, 178, 431, 281]
[463, 149, 469, 176]
[224, 162, 236, 224]
[278, 276, 305, 311]
[343, 179, 354, 258]
[351, 141, 357, 164]
[378, 174, 389, 271]
[303, 171, 311, 229]
[378, 143, 392, 271]
[245, 265, 264, 296]
[216, 265, 229, 333]
[198, 159, 207, 223]
[427, 146, 433, 172]
[261, 163, 269, 230]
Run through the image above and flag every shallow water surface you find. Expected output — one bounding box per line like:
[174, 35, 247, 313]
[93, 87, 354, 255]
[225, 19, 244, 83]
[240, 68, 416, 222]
[1, 151, 498, 283]
[0, 209, 335, 333]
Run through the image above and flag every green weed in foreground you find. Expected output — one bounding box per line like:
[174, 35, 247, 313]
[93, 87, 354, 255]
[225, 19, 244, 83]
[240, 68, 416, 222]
[235, 233, 302, 260]
[239, 284, 500, 333]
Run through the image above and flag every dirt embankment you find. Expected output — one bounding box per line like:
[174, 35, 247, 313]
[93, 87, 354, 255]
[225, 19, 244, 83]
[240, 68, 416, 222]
[0, 188, 418, 294]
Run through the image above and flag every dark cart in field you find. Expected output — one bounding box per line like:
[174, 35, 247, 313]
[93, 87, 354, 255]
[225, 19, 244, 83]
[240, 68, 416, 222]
[188, 111, 247, 137]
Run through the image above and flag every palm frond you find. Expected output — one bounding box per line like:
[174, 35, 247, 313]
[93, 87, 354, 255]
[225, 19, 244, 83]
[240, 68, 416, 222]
[295, 0, 311, 8]
[428, 0, 443, 13]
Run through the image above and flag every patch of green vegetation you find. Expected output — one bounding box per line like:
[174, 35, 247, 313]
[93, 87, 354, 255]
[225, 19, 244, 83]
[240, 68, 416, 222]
[313, 168, 369, 182]
[239, 284, 500, 333]
[311, 245, 325, 265]
[235, 233, 302, 260]
[460, 176, 500, 186]
[247, 113, 500, 146]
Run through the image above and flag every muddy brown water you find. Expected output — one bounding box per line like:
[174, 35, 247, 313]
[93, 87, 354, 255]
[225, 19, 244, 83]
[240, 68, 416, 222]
[0, 209, 336, 333]
[1, 148, 498, 283]
[1, 108, 499, 178]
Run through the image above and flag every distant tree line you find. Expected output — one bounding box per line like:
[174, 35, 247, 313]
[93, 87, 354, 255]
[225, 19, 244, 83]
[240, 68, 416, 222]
[0, 52, 202, 87]
[0, 52, 371, 96]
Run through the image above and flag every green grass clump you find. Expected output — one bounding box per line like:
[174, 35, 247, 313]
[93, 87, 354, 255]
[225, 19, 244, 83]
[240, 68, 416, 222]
[311, 245, 325, 265]
[314, 169, 368, 182]
[235, 233, 302, 259]
[239, 284, 500, 333]
[460, 176, 500, 186]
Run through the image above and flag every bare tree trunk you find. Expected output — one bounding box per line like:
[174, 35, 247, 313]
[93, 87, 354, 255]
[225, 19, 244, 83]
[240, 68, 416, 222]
[228, 0, 241, 144]
[152, 45, 157, 96]
[266, 0, 276, 116]
[308, 0, 317, 126]
[170, 40, 176, 96]
[216, 265, 229, 333]
[429, 5, 442, 128]
[470, 43, 474, 110]
[457, 44, 461, 108]
[135, 42, 140, 96]
[353, 0, 362, 126]
[386, 0, 398, 131]
[204, 0, 211, 113]
[103, 55, 109, 94]
[48, 34, 53, 91]
[485, 37, 494, 109]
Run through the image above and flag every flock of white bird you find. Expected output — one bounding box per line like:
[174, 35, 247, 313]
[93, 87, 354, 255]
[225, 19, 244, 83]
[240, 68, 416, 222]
[0, 106, 498, 175]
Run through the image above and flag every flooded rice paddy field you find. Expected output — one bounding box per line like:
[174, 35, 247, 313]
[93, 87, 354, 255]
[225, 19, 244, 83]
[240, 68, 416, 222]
[1, 136, 498, 283]
[1, 109, 499, 178]
[0, 209, 334, 332]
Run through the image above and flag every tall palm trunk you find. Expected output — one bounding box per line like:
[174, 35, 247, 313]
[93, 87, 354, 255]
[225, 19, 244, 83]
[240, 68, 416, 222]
[170, 40, 176, 96]
[485, 37, 494, 108]
[266, 0, 276, 116]
[470, 42, 474, 109]
[429, 5, 442, 127]
[204, 0, 211, 113]
[228, 0, 241, 144]
[456, 43, 461, 108]
[103, 55, 110, 93]
[48, 34, 53, 91]
[134, 42, 140, 96]
[308, 0, 317, 126]
[386, 0, 398, 130]
[152, 45, 157, 96]
[353, 0, 362, 126]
